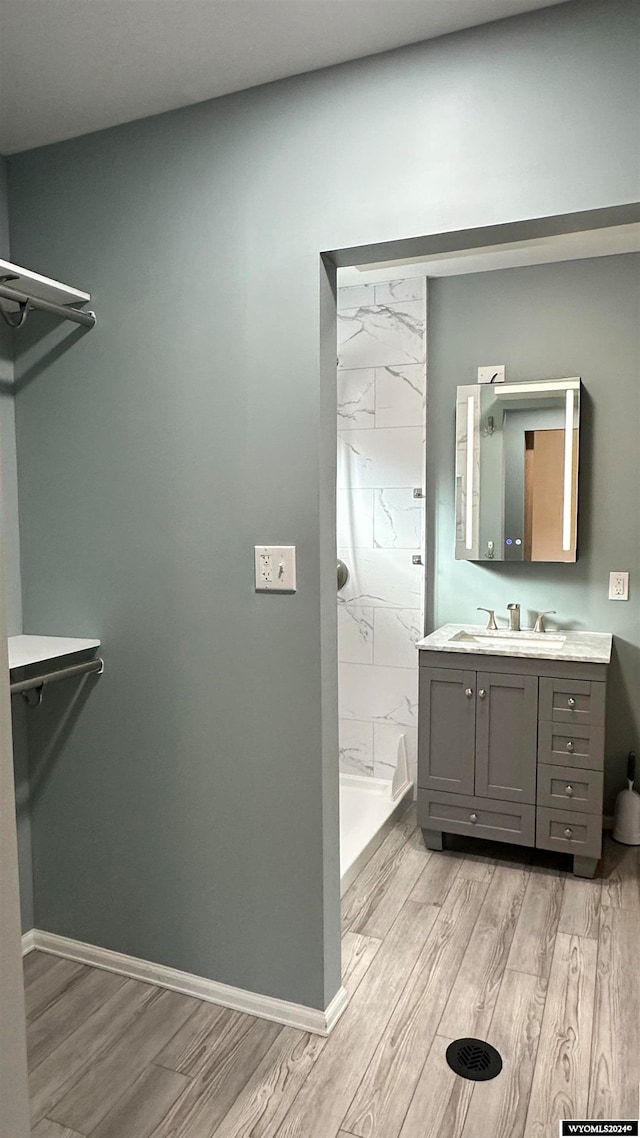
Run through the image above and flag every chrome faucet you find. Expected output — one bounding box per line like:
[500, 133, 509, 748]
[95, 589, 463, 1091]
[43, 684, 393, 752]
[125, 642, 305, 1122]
[507, 603, 521, 631]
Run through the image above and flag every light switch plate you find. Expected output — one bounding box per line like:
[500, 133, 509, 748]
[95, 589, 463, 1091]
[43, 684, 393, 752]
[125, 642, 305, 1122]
[608, 570, 629, 600]
[478, 365, 505, 384]
[255, 546, 296, 592]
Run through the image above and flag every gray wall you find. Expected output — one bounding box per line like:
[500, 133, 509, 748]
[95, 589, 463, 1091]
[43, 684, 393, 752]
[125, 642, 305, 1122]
[0, 158, 30, 1138]
[0, 156, 33, 933]
[0, 155, 21, 634]
[428, 254, 640, 809]
[0, 549, 30, 1137]
[6, 0, 640, 1007]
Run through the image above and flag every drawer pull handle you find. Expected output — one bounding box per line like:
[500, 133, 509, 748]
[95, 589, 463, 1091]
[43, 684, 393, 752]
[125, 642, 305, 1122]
[469, 813, 478, 823]
[564, 827, 573, 839]
[566, 741, 575, 753]
[565, 785, 574, 797]
[567, 697, 576, 708]
[479, 689, 487, 699]
[465, 688, 473, 698]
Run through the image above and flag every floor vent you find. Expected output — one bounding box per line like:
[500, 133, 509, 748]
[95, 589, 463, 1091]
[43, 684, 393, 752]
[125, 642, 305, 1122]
[445, 1038, 503, 1081]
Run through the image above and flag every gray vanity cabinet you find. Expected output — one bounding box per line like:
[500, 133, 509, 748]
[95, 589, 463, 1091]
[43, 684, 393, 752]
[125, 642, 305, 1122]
[418, 650, 608, 878]
[419, 667, 537, 804]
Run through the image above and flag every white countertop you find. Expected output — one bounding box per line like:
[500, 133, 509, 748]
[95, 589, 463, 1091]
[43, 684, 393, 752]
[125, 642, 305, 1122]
[8, 635, 101, 672]
[417, 623, 612, 665]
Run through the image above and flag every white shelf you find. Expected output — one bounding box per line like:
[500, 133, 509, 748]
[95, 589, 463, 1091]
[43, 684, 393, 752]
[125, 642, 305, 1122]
[0, 259, 90, 308]
[8, 635, 101, 675]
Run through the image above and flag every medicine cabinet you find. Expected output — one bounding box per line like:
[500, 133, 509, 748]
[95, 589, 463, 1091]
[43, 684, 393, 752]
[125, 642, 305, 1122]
[455, 377, 580, 562]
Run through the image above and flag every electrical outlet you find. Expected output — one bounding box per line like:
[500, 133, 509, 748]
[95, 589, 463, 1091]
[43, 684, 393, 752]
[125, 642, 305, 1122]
[608, 571, 629, 601]
[258, 551, 273, 584]
[478, 365, 505, 384]
[254, 546, 296, 592]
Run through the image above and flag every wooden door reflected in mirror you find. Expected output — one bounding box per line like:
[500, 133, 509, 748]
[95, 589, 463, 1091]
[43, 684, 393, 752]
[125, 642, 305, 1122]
[524, 428, 578, 561]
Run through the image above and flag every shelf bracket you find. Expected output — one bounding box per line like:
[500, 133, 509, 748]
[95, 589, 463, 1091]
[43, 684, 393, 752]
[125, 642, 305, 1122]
[0, 275, 30, 328]
[0, 297, 30, 329]
[22, 685, 44, 708]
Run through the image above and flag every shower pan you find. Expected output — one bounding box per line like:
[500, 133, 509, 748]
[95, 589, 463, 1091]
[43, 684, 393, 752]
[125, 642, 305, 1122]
[340, 735, 412, 895]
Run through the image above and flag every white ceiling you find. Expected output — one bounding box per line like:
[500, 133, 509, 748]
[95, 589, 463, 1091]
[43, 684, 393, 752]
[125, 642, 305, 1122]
[0, 0, 573, 155]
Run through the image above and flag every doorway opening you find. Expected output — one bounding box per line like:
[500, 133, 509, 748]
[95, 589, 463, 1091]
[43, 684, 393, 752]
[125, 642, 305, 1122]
[327, 201, 640, 942]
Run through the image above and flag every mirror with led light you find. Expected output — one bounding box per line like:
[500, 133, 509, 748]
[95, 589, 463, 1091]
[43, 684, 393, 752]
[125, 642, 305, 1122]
[455, 377, 580, 562]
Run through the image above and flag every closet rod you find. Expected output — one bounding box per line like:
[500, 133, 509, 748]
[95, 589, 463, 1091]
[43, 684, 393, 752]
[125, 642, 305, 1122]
[0, 282, 96, 328]
[10, 657, 104, 695]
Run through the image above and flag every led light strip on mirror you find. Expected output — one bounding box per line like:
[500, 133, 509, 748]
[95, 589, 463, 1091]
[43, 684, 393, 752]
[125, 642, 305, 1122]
[562, 387, 575, 552]
[465, 394, 475, 551]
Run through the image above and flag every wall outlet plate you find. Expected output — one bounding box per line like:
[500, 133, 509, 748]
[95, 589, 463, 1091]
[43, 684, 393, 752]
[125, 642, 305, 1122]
[478, 365, 505, 384]
[254, 546, 296, 592]
[608, 570, 629, 600]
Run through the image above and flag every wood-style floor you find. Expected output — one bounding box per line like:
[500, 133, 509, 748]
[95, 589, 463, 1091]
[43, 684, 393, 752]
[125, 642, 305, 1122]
[24, 806, 640, 1138]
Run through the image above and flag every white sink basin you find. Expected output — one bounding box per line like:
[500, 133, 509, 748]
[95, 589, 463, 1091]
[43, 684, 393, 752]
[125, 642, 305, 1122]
[450, 629, 566, 652]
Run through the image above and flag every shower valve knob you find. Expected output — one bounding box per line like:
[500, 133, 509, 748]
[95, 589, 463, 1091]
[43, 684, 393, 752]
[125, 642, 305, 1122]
[337, 559, 349, 591]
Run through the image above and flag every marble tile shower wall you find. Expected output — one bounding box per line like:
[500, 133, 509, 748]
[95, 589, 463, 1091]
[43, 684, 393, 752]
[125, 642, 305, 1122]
[337, 278, 426, 786]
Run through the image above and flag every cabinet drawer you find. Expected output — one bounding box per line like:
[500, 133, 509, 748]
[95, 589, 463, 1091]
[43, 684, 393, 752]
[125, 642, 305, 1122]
[418, 790, 535, 847]
[536, 764, 603, 814]
[539, 678, 605, 726]
[536, 807, 602, 858]
[537, 721, 604, 771]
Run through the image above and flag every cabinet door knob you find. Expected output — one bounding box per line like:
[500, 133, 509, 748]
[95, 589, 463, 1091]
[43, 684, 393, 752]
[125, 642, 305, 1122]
[564, 827, 573, 839]
[566, 741, 574, 753]
[567, 696, 576, 708]
[565, 785, 574, 797]
[465, 688, 473, 698]
[469, 813, 478, 823]
[479, 689, 487, 699]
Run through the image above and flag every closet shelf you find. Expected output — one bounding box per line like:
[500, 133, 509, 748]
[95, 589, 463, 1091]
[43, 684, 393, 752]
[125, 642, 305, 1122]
[8, 635, 103, 702]
[0, 258, 96, 329]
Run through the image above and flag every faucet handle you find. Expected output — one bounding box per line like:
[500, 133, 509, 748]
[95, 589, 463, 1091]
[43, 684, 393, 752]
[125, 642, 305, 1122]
[477, 607, 498, 631]
[534, 610, 556, 634]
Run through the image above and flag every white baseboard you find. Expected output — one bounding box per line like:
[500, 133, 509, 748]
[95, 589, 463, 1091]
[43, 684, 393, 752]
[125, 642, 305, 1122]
[21, 929, 35, 955]
[21, 928, 348, 1037]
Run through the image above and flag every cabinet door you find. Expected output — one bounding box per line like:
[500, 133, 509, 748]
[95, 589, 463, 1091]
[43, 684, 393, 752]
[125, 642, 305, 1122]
[475, 672, 538, 804]
[418, 667, 476, 795]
